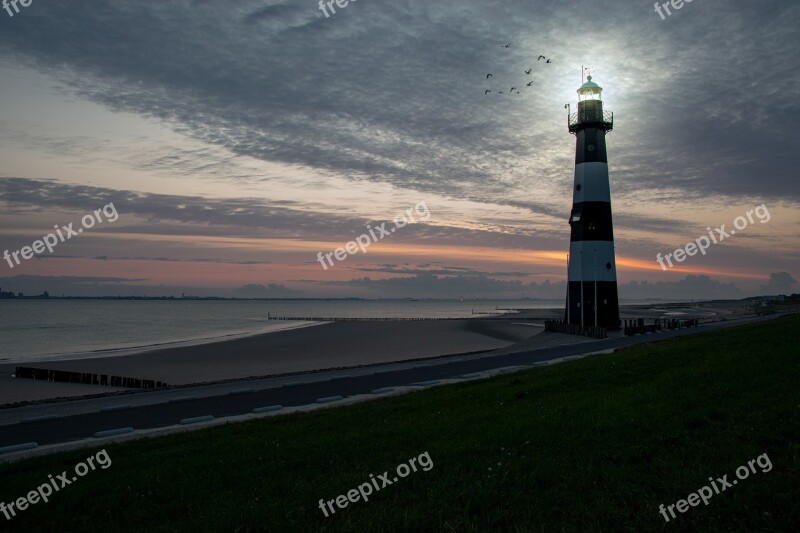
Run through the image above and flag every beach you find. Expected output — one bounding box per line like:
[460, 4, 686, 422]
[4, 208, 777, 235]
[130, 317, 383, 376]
[0, 319, 541, 405]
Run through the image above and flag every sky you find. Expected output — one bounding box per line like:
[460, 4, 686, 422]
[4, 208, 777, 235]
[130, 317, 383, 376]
[0, 0, 798, 299]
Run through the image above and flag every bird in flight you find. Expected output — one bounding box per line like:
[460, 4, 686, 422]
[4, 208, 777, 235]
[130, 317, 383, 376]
[501, 43, 510, 48]
[546, 59, 552, 63]
[527, 80, 534, 86]
[486, 73, 492, 78]
[485, 90, 491, 95]
[510, 87, 517, 93]
[525, 68, 532, 75]
[537, 55, 546, 61]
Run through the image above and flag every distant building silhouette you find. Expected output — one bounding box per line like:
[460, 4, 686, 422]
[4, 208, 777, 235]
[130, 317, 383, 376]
[0, 287, 17, 299]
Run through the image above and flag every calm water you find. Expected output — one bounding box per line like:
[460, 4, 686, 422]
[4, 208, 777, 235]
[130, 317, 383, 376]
[0, 298, 676, 363]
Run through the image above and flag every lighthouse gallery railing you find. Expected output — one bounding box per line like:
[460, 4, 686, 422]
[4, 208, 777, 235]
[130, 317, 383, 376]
[568, 110, 614, 132]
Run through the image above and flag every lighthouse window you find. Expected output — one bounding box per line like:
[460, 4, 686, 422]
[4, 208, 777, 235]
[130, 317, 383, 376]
[606, 262, 612, 270]
[587, 144, 596, 152]
[588, 222, 596, 230]
[576, 184, 582, 191]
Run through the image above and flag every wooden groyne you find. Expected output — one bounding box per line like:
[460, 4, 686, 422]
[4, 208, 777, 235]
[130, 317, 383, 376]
[622, 318, 699, 336]
[544, 320, 608, 339]
[14, 366, 166, 389]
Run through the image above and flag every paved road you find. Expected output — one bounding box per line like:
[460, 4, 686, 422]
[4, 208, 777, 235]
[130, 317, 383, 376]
[0, 315, 776, 449]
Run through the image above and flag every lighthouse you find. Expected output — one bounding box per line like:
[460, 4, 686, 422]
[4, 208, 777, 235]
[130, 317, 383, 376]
[565, 75, 620, 329]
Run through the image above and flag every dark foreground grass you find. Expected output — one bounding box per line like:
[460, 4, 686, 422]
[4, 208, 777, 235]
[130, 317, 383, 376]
[1, 316, 798, 532]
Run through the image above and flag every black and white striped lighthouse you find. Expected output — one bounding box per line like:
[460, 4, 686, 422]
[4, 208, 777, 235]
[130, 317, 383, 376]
[565, 75, 620, 329]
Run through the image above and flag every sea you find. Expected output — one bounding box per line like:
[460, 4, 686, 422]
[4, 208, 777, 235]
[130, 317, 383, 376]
[0, 299, 675, 363]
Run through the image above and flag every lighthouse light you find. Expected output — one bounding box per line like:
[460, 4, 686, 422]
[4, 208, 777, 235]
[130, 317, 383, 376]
[577, 75, 603, 102]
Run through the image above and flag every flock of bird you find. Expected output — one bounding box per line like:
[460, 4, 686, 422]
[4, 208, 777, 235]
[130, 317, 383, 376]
[485, 46, 552, 96]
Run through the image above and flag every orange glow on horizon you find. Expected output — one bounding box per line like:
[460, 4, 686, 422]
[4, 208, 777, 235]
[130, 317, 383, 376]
[6, 229, 771, 284]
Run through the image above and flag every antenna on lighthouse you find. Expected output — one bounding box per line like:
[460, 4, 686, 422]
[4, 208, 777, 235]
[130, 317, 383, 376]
[582, 66, 591, 84]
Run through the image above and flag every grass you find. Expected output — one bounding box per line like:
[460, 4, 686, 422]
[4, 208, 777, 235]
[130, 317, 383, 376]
[1, 315, 798, 532]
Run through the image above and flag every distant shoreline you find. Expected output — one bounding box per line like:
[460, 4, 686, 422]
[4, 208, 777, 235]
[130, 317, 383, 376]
[0, 295, 372, 301]
[0, 295, 711, 302]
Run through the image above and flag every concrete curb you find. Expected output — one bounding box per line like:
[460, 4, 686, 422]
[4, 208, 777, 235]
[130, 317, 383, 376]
[168, 396, 197, 403]
[316, 396, 343, 403]
[20, 415, 60, 424]
[0, 442, 38, 454]
[93, 427, 134, 438]
[252, 405, 282, 413]
[179, 415, 214, 425]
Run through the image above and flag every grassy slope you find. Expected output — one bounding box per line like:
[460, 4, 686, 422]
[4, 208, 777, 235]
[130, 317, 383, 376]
[0, 316, 798, 532]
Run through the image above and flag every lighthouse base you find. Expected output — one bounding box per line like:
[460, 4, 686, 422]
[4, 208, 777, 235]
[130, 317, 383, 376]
[565, 281, 620, 329]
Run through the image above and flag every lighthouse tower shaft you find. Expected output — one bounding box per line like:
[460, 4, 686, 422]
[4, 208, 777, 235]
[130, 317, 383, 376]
[565, 77, 620, 329]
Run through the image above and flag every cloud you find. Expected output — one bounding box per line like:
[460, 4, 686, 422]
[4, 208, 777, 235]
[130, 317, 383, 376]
[0, 272, 757, 300]
[314, 273, 563, 299]
[1, 0, 797, 211]
[306, 272, 754, 300]
[1, 1, 797, 298]
[759, 272, 797, 295]
[95, 255, 270, 265]
[0, 177, 565, 249]
[619, 275, 744, 301]
[330, 273, 545, 299]
[0, 275, 294, 298]
[230, 283, 297, 298]
[351, 264, 533, 277]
